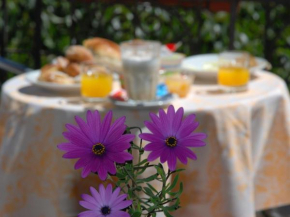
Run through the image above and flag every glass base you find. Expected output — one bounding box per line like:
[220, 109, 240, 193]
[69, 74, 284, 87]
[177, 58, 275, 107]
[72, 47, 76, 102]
[82, 96, 108, 103]
[220, 84, 248, 93]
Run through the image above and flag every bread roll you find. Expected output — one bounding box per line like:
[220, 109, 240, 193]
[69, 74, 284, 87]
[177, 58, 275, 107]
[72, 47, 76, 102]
[54, 56, 70, 70]
[65, 45, 94, 62]
[64, 63, 81, 77]
[83, 37, 121, 60]
[39, 64, 75, 84]
[83, 37, 122, 73]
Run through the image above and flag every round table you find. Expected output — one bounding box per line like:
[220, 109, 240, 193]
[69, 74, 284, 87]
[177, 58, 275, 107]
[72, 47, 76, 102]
[0, 71, 290, 217]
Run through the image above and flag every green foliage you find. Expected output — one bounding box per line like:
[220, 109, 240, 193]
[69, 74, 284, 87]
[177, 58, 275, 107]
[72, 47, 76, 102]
[112, 127, 183, 216]
[1, 1, 290, 85]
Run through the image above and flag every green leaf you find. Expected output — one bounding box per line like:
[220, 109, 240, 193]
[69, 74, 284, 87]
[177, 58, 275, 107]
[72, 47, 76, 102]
[163, 207, 174, 217]
[146, 183, 158, 193]
[137, 173, 158, 184]
[131, 210, 142, 217]
[135, 159, 148, 167]
[166, 174, 179, 192]
[155, 164, 166, 182]
[143, 187, 156, 198]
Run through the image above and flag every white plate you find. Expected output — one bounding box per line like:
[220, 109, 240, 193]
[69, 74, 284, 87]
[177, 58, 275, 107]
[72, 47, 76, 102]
[111, 94, 174, 109]
[25, 70, 80, 92]
[182, 54, 271, 78]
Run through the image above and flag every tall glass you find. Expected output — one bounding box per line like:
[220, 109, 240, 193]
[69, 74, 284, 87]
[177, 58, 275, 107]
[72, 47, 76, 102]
[120, 40, 161, 101]
[218, 51, 250, 92]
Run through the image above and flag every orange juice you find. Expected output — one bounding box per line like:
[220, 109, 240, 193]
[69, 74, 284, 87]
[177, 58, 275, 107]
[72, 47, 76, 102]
[218, 66, 249, 86]
[81, 72, 113, 98]
[165, 74, 192, 98]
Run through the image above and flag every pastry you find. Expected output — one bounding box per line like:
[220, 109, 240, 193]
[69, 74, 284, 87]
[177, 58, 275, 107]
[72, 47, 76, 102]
[64, 62, 81, 77]
[65, 45, 94, 62]
[39, 64, 75, 84]
[53, 56, 70, 70]
[83, 37, 122, 72]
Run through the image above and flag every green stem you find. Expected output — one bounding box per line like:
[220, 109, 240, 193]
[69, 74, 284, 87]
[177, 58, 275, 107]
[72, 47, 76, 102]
[127, 126, 143, 164]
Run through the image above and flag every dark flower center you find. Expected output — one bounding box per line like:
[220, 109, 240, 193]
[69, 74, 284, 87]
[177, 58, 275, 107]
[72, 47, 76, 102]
[101, 206, 111, 215]
[165, 136, 177, 147]
[92, 143, 105, 155]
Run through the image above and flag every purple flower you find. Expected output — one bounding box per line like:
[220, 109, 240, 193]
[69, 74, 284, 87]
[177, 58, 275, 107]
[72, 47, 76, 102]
[58, 110, 134, 180]
[139, 105, 206, 171]
[79, 184, 132, 217]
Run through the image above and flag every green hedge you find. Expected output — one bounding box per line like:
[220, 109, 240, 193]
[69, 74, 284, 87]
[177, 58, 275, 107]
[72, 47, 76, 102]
[1, 0, 290, 85]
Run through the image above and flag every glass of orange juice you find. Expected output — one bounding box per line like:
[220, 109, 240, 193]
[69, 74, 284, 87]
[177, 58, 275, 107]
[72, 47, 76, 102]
[81, 63, 113, 102]
[218, 51, 250, 92]
[163, 71, 194, 98]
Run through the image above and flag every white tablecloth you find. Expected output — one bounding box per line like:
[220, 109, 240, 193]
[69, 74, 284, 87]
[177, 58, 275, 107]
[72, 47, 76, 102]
[0, 71, 290, 217]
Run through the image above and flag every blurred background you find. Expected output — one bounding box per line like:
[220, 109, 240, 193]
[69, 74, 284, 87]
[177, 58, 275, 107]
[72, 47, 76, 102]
[0, 0, 289, 87]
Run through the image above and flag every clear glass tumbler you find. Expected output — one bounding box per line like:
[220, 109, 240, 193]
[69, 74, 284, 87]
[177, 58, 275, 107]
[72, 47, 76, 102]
[81, 63, 113, 102]
[218, 51, 250, 93]
[120, 40, 161, 101]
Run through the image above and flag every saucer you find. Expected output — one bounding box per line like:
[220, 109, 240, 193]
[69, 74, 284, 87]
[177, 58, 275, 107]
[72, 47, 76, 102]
[110, 93, 174, 108]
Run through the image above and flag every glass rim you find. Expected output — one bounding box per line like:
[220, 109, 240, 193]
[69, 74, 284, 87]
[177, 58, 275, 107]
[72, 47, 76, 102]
[219, 50, 250, 56]
[120, 39, 161, 48]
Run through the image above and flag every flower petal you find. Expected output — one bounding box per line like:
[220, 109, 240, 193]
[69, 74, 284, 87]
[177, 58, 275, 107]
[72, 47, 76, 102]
[172, 107, 184, 134]
[167, 150, 177, 171]
[81, 164, 92, 178]
[90, 186, 104, 206]
[90, 157, 101, 173]
[139, 133, 163, 142]
[158, 108, 171, 136]
[93, 110, 102, 142]
[81, 194, 97, 205]
[174, 147, 188, 165]
[104, 116, 126, 144]
[113, 200, 132, 210]
[147, 148, 164, 161]
[63, 130, 91, 148]
[75, 115, 95, 143]
[86, 110, 99, 142]
[176, 114, 198, 138]
[97, 166, 108, 181]
[57, 142, 80, 151]
[106, 142, 131, 153]
[109, 211, 130, 217]
[79, 201, 98, 210]
[144, 142, 165, 151]
[107, 152, 133, 163]
[178, 136, 206, 147]
[166, 105, 175, 126]
[104, 160, 117, 175]
[63, 149, 92, 159]
[144, 121, 163, 138]
[105, 184, 113, 203]
[160, 148, 169, 163]
[107, 134, 135, 149]
[111, 194, 127, 207]
[100, 111, 113, 142]
[74, 155, 95, 170]
[78, 210, 100, 217]
[110, 187, 121, 203]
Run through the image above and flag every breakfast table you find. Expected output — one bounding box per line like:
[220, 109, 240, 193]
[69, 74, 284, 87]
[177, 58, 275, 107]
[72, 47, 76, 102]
[0, 70, 290, 217]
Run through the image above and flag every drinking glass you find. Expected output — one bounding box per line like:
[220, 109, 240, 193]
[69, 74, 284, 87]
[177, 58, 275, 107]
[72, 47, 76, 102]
[162, 70, 194, 98]
[120, 40, 161, 101]
[218, 51, 250, 92]
[81, 63, 113, 102]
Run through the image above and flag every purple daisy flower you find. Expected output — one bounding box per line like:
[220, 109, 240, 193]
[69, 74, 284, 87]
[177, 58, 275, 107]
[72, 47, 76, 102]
[79, 184, 132, 217]
[139, 105, 206, 171]
[58, 110, 134, 180]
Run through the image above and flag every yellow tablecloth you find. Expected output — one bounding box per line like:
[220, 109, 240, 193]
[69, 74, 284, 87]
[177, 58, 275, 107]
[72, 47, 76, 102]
[0, 71, 290, 217]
